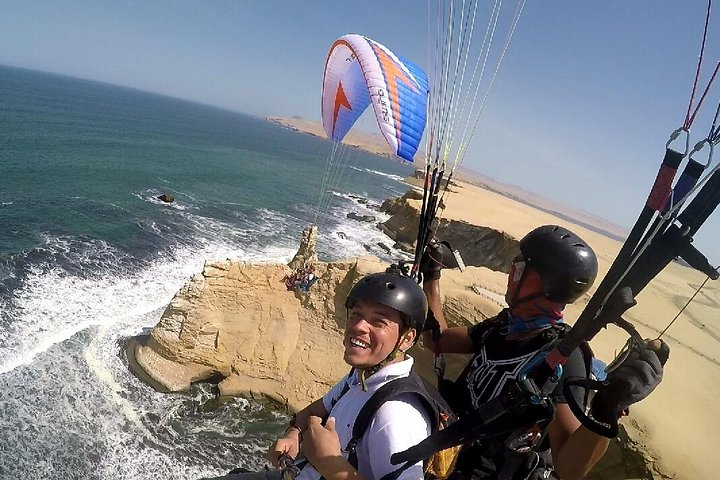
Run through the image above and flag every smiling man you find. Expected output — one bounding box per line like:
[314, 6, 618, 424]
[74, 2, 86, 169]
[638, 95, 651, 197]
[204, 271, 433, 480]
[275, 271, 432, 480]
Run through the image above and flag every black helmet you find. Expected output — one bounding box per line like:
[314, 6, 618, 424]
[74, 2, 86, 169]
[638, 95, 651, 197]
[345, 272, 428, 334]
[520, 225, 598, 303]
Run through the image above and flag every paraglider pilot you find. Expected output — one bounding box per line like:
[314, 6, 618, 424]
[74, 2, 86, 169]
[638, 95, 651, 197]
[422, 225, 669, 480]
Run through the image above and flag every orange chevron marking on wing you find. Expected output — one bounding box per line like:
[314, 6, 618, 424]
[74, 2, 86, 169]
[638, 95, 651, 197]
[332, 81, 352, 139]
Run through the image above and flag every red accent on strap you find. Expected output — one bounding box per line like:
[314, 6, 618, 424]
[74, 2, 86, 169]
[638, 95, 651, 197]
[646, 164, 676, 211]
[545, 348, 567, 369]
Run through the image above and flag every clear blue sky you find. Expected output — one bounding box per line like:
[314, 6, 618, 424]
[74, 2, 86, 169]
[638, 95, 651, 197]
[1, 1, 719, 262]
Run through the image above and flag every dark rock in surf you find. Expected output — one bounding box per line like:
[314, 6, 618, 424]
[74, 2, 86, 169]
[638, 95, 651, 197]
[377, 242, 391, 254]
[347, 213, 376, 223]
[158, 194, 175, 203]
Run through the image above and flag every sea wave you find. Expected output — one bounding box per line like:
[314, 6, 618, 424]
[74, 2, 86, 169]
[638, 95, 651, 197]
[0, 188, 405, 375]
[0, 314, 282, 479]
[0, 243, 195, 373]
[288, 188, 406, 264]
[0, 221, 296, 374]
[84, 318, 282, 478]
[350, 166, 406, 183]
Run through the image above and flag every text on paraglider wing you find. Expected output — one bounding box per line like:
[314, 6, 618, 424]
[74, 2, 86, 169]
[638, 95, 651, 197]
[376, 88, 390, 121]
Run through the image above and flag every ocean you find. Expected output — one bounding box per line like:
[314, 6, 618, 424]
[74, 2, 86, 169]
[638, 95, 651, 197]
[0, 65, 415, 479]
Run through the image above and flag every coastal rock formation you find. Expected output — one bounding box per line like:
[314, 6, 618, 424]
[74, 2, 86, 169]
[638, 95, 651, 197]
[287, 224, 318, 271]
[379, 190, 519, 272]
[128, 257, 502, 411]
[130, 258, 371, 411]
[157, 193, 175, 203]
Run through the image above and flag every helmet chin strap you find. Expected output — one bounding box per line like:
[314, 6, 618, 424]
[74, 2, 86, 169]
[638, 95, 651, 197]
[507, 259, 550, 310]
[357, 330, 408, 392]
[508, 260, 540, 308]
[510, 292, 546, 309]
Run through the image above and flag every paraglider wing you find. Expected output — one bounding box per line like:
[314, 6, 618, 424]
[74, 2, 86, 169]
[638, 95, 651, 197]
[322, 34, 429, 162]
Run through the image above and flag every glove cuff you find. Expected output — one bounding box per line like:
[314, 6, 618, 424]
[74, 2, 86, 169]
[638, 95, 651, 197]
[589, 392, 622, 428]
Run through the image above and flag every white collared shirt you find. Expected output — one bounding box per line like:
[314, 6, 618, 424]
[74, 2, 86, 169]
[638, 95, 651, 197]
[296, 357, 431, 480]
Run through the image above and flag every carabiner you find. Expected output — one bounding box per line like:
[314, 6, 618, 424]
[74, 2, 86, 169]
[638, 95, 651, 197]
[688, 138, 714, 168]
[604, 336, 638, 374]
[666, 127, 691, 155]
[604, 317, 647, 374]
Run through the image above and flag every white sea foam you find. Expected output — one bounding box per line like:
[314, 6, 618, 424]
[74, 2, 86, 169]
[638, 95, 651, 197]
[137, 220, 163, 236]
[0, 317, 239, 479]
[0, 220, 296, 374]
[294, 185, 408, 264]
[314, 201, 407, 264]
[364, 168, 406, 182]
[83, 324, 150, 435]
[172, 208, 299, 262]
[349, 166, 406, 183]
[79, 313, 279, 479]
[0, 200, 406, 479]
[0, 185, 405, 476]
[1, 252, 190, 373]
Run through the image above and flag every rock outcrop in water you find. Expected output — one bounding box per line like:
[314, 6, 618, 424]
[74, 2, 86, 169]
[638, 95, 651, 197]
[347, 212, 376, 223]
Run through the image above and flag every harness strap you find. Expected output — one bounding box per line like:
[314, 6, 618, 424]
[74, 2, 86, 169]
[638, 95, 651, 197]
[345, 372, 445, 471]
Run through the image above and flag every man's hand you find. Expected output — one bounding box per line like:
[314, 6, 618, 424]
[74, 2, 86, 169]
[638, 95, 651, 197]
[303, 416, 343, 473]
[420, 239, 444, 281]
[591, 339, 669, 426]
[268, 428, 300, 468]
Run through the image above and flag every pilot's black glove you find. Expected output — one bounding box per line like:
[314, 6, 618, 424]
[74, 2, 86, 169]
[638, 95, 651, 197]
[590, 339, 669, 425]
[420, 239, 444, 281]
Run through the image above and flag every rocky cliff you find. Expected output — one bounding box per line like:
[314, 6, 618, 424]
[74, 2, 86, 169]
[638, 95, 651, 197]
[379, 189, 520, 272]
[127, 255, 505, 412]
